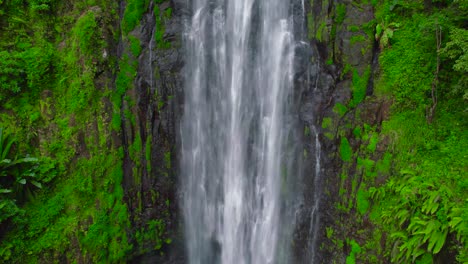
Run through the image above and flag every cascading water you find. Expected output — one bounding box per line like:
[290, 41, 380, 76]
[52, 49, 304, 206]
[180, 0, 310, 263]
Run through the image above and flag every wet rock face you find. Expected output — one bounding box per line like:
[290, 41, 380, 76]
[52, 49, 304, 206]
[119, 0, 186, 262]
[297, 0, 379, 262]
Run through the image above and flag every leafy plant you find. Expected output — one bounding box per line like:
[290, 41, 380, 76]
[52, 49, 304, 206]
[440, 27, 468, 100]
[0, 128, 43, 224]
[375, 22, 399, 49]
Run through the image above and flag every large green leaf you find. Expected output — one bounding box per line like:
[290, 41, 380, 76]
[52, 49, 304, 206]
[30, 180, 42, 189]
[13, 157, 39, 164]
[432, 229, 448, 254]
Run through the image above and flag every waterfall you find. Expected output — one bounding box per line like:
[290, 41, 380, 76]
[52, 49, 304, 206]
[307, 126, 322, 262]
[180, 0, 306, 263]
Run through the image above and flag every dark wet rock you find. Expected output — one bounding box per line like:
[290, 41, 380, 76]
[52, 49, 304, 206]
[118, 0, 186, 262]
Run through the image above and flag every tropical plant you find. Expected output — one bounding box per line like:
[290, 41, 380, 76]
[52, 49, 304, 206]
[375, 22, 400, 49]
[0, 127, 44, 224]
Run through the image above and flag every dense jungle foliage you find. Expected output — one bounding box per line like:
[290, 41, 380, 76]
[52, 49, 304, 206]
[328, 0, 468, 263]
[371, 0, 467, 263]
[0, 0, 466, 263]
[0, 0, 172, 262]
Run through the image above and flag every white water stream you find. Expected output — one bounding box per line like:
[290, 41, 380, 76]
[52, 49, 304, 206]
[180, 0, 318, 263]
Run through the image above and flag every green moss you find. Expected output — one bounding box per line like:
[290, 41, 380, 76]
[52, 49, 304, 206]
[333, 102, 348, 117]
[153, 5, 170, 49]
[122, 0, 150, 35]
[113, 53, 138, 121]
[316, 21, 327, 42]
[346, 239, 362, 264]
[339, 173, 348, 197]
[325, 132, 334, 140]
[164, 7, 172, 19]
[367, 133, 378, 153]
[349, 66, 371, 108]
[321, 117, 332, 129]
[146, 135, 152, 173]
[350, 34, 366, 45]
[347, 25, 361, 32]
[356, 184, 370, 215]
[164, 151, 171, 170]
[1, 152, 132, 263]
[375, 152, 392, 174]
[341, 63, 353, 78]
[335, 4, 346, 24]
[111, 113, 122, 131]
[72, 11, 100, 57]
[340, 137, 352, 162]
[353, 127, 362, 138]
[130, 133, 142, 163]
[128, 35, 142, 57]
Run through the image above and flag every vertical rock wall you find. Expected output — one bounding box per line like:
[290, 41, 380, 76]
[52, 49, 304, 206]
[300, 0, 391, 262]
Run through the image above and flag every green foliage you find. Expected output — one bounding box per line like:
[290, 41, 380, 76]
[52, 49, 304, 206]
[113, 54, 138, 116]
[72, 11, 100, 57]
[440, 27, 468, 100]
[128, 34, 142, 57]
[352, 2, 468, 262]
[0, 51, 25, 98]
[371, 108, 468, 263]
[0, 0, 143, 262]
[441, 27, 468, 73]
[57, 8, 105, 114]
[348, 25, 361, 32]
[333, 102, 348, 117]
[375, 22, 399, 49]
[369, 4, 468, 260]
[0, 128, 55, 226]
[164, 151, 171, 169]
[335, 4, 346, 24]
[350, 66, 371, 107]
[367, 133, 378, 153]
[356, 184, 370, 215]
[135, 219, 171, 253]
[321, 117, 332, 129]
[0, 44, 55, 103]
[1, 153, 133, 263]
[340, 137, 352, 162]
[316, 21, 327, 42]
[121, 0, 149, 35]
[129, 133, 142, 165]
[350, 34, 366, 45]
[153, 5, 170, 49]
[376, 14, 441, 109]
[346, 239, 362, 264]
[326, 226, 334, 239]
[28, 0, 56, 12]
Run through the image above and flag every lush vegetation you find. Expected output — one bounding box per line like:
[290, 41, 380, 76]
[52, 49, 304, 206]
[320, 0, 466, 263]
[371, 0, 467, 262]
[331, 0, 468, 263]
[0, 0, 172, 262]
